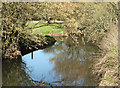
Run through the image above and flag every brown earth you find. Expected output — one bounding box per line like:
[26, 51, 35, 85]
[48, 33, 67, 37]
[92, 23, 119, 86]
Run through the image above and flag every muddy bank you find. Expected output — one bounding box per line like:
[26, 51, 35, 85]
[92, 23, 119, 86]
[48, 33, 67, 37]
[19, 35, 56, 56]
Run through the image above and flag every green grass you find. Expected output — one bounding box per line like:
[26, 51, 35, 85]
[106, 59, 114, 68]
[25, 21, 48, 28]
[24, 21, 63, 35]
[109, 45, 118, 56]
[103, 75, 114, 83]
[103, 75, 111, 81]
[35, 23, 48, 27]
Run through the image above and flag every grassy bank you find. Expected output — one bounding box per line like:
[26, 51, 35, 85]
[24, 21, 63, 35]
[93, 23, 119, 86]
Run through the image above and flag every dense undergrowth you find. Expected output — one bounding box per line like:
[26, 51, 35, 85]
[1, 2, 119, 86]
[2, 2, 119, 59]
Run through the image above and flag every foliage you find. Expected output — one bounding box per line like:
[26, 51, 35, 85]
[62, 2, 119, 43]
[109, 45, 118, 56]
[106, 58, 115, 68]
[1, 2, 119, 59]
[30, 2, 119, 43]
[104, 75, 111, 81]
[2, 2, 41, 59]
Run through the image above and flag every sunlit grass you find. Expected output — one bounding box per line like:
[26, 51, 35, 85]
[33, 26, 63, 35]
[24, 21, 63, 35]
[105, 58, 114, 68]
[103, 75, 111, 81]
[25, 21, 48, 28]
[109, 45, 118, 56]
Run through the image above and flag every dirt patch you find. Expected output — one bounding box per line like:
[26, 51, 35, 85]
[48, 33, 67, 37]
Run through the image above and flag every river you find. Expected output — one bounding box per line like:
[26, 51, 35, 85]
[2, 37, 99, 86]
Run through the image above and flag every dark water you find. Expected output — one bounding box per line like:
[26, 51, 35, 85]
[2, 37, 99, 86]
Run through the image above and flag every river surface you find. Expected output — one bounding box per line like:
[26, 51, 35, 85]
[2, 37, 99, 86]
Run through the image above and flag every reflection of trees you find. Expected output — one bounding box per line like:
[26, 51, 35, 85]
[44, 37, 98, 61]
[43, 37, 98, 86]
[2, 59, 34, 86]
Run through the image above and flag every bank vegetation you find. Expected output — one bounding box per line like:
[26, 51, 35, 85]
[1, 2, 119, 86]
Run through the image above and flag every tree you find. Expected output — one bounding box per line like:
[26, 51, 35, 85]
[2, 2, 36, 59]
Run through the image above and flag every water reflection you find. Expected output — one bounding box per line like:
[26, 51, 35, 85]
[2, 59, 34, 86]
[43, 37, 98, 86]
[2, 37, 99, 86]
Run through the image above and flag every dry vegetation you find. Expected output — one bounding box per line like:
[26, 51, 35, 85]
[1, 2, 119, 86]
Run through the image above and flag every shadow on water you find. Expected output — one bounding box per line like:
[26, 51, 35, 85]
[2, 37, 99, 86]
[2, 59, 34, 86]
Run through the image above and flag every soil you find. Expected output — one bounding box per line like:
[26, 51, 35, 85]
[48, 33, 67, 37]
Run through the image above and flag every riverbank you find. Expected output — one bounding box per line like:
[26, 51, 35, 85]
[2, 35, 99, 86]
[92, 23, 119, 86]
[19, 34, 56, 56]
[3, 34, 56, 60]
[2, 21, 65, 60]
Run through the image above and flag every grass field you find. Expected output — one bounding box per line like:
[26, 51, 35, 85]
[24, 21, 63, 35]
